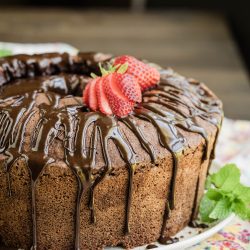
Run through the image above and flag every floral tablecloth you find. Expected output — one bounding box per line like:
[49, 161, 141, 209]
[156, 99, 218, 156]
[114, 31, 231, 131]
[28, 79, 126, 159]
[0, 42, 249, 250]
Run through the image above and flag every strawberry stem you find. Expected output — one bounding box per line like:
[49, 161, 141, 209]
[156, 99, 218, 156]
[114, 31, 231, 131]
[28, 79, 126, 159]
[111, 64, 121, 72]
[90, 62, 129, 78]
[98, 62, 109, 76]
[117, 62, 128, 74]
[90, 73, 98, 79]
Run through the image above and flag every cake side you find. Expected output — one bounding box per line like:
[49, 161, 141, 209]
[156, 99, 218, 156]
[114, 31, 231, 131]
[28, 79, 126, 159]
[0, 114, 219, 250]
[0, 129, 215, 250]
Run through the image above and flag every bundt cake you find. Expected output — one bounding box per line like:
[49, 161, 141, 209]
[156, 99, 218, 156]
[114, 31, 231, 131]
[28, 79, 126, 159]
[0, 52, 223, 250]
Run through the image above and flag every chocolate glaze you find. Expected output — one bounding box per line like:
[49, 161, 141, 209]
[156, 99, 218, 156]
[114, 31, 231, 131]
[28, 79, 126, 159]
[188, 221, 208, 229]
[158, 236, 179, 245]
[146, 244, 158, 249]
[0, 52, 223, 249]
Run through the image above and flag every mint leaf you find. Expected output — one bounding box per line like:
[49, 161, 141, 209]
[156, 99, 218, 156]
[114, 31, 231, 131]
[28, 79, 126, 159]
[206, 189, 223, 201]
[209, 197, 232, 220]
[232, 199, 250, 220]
[247, 207, 250, 219]
[199, 163, 250, 224]
[199, 195, 217, 223]
[205, 175, 212, 189]
[210, 163, 240, 192]
[233, 183, 250, 204]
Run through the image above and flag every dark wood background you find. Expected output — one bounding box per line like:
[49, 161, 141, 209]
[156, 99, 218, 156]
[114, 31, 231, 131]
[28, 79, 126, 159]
[1, 0, 250, 71]
[0, 8, 250, 119]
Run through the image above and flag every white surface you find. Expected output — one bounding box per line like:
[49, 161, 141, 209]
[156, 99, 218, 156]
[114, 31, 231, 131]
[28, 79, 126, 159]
[0, 42, 78, 55]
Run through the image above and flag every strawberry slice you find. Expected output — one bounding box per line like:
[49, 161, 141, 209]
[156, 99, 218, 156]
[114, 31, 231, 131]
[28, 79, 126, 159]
[103, 74, 135, 117]
[95, 77, 112, 115]
[113, 73, 142, 103]
[88, 78, 98, 111]
[83, 57, 148, 116]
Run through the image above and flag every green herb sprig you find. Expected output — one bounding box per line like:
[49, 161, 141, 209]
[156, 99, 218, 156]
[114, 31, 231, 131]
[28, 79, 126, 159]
[199, 164, 250, 223]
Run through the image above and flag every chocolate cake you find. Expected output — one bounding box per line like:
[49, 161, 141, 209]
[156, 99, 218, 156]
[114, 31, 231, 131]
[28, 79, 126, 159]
[0, 52, 223, 250]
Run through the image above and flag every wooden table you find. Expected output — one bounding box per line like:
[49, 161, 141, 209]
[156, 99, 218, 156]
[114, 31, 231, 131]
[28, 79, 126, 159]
[0, 8, 249, 119]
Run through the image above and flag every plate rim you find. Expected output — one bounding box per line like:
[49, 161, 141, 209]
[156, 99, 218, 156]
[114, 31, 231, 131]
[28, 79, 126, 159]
[157, 213, 235, 250]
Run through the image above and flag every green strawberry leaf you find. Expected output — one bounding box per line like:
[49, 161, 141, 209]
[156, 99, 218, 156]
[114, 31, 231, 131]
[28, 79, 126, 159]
[94, 61, 129, 77]
[90, 73, 98, 79]
[117, 62, 128, 74]
[210, 163, 240, 192]
[98, 62, 109, 76]
[110, 63, 121, 72]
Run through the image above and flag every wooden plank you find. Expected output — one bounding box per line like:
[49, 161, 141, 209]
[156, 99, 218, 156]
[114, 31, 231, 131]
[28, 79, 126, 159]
[0, 9, 249, 119]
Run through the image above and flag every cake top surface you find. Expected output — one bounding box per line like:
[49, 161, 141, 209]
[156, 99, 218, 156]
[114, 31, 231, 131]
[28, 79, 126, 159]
[0, 51, 223, 172]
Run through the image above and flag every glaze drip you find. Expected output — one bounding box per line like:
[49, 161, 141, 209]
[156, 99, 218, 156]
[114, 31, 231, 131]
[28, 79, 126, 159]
[0, 53, 223, 249]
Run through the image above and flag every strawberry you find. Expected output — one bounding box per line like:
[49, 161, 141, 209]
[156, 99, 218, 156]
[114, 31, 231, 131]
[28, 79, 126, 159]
[87, 78, 98, 111]
[83, 58, 147, 116]
[103, 74, 135, 117]
[114, 55, 160, 91]
[113, 73, 141, 102]
[83, 82, 90, 106]
[95, 77, 112, 115]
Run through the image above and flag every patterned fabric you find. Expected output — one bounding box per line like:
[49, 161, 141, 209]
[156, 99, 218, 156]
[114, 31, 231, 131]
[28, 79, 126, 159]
[215, 118, 250, 186]
[190, 118, 250, 250]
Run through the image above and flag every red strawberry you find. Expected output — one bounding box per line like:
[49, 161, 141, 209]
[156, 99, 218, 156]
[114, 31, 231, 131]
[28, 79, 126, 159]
[113, 73, 141, 102]
[114, 55, 160, 91]
[95, 77, 112, 115]
[83, 82, 90, 106]
[88, 78, 98, 111]
[103, 74, 135, 117]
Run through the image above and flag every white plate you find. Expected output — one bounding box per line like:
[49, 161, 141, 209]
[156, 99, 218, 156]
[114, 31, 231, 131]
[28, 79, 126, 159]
[106, 214, 235, 250]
